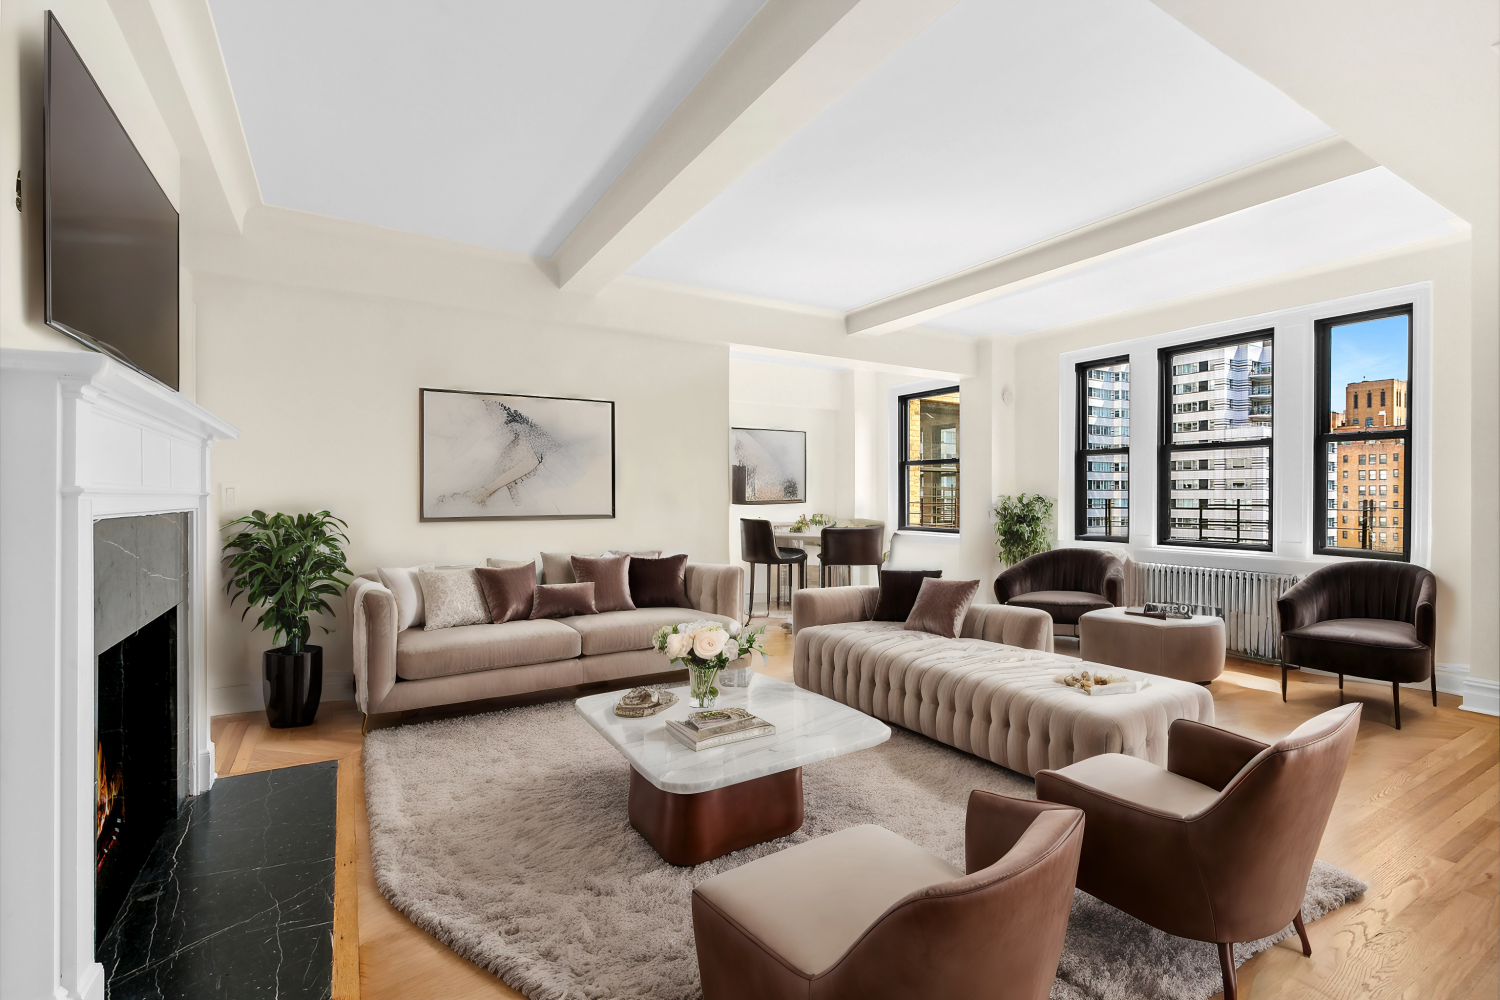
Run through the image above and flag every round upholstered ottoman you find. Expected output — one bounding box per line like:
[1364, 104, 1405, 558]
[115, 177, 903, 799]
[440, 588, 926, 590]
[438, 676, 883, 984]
[1078, 607, 1225, 684]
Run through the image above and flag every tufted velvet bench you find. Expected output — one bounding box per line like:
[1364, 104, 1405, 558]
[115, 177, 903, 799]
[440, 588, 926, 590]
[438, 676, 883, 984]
[792, 615, 1215, 778]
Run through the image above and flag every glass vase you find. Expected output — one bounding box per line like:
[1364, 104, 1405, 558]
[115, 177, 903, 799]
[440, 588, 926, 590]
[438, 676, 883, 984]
[688, 663, 722, 709]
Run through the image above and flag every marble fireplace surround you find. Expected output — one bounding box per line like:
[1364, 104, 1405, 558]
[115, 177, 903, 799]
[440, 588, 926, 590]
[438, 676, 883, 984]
[0, 349, 237, 1000]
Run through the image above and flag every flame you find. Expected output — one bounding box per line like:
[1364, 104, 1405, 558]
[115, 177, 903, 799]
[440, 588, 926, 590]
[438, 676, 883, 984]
[95, 742, 123, 845]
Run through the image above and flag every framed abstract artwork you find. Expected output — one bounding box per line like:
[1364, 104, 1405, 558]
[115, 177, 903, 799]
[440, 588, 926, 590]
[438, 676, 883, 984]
[420, 388, 615, 520]
[730, 427, 807, 504]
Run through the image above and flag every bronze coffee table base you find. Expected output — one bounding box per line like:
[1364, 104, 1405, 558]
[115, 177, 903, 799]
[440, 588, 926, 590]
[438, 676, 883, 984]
[628, 766, 804, 866]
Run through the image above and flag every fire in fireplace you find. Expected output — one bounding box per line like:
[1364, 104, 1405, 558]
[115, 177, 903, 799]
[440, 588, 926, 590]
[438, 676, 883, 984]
[94, 604, 182, 949]
[95, 741, 124, 871]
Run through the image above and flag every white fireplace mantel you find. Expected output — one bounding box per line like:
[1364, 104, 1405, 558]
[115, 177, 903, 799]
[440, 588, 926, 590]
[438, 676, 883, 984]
[0, 349, 238, 1000]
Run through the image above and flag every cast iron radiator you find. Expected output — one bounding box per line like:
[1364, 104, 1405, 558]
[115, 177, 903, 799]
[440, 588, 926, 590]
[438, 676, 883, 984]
[1124, 561, 1302, 661]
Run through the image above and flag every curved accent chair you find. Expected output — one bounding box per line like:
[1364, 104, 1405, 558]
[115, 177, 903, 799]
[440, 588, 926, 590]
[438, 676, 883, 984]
[740, 518, 807, 620]
[1036, 704, 1362, 1000]
[817, 525, 884, 588]
[692, 793, 1084, 1000]
[1277, 561, 1436, 729]
[994, 549, 1124, 637]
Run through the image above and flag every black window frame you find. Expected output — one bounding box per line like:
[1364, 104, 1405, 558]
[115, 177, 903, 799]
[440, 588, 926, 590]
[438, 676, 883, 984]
[898, 385, 960, 533]
[1312, 304, 1413, 561]
[1074, 355, 1130, 541]
[1156, 329, 1275, 553]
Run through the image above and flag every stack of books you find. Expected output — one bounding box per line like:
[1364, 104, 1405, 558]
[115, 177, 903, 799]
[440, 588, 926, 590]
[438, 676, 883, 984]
[665, 708, 775, 751]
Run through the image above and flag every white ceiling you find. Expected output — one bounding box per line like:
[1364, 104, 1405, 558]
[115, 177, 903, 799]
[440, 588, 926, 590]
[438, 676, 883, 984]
[627, 0, 1335, 309]
[208, 0, 1458, 339]
[208, 0, 764, 255]
[928, 168, 1457, 336]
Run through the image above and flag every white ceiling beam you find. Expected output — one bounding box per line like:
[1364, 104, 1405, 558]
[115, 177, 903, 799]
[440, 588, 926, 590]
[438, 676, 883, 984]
[845, 136, 1379, 336]
[550, 0, 961, 294]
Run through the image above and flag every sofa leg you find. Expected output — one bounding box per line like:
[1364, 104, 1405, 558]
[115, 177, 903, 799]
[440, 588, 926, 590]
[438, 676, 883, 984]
[1393, 680, 1401, 730]
[1217, 942, 1237, 1000]
[1293, 912, 1312, 957]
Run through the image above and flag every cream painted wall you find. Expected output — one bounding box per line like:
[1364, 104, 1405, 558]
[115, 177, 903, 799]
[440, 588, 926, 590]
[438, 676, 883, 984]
[197, 269, 734, 713]
[1007, 235, 1474, 671]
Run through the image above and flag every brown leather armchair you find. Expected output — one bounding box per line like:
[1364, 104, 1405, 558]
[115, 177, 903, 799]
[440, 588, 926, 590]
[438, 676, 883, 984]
[994, 548, 1124, 636]
[692, 793, 1084, 1000]
[1278, 561, 1436, 729]
[1036, 704, 1361, 1000]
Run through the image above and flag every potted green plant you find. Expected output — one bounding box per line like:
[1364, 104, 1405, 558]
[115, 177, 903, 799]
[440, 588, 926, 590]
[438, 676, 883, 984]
[222, 510, 352, 728]
[992, 494, 1056, 567]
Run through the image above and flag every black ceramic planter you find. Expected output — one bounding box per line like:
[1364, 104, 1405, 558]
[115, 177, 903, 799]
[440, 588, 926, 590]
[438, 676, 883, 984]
[263, 644, 323, 728]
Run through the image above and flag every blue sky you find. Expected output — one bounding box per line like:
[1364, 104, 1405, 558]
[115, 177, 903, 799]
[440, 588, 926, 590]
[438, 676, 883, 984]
[1329, 314, 1408, 396]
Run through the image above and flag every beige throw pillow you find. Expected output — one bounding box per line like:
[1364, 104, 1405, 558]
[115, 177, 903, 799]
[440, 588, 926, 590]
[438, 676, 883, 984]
[487, 557, 533, 570]
[541, 551, 600, 585]
[377, 566, 429, 631]
[903, 578, 980, 639]
[418, 567, 493, 630]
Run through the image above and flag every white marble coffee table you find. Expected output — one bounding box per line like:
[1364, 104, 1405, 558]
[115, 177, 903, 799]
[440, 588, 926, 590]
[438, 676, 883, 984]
[576, 673, 889, 865]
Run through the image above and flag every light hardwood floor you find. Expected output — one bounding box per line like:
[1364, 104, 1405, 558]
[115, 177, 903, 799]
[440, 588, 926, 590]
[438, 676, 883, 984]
[211, 623, 1498, 1000]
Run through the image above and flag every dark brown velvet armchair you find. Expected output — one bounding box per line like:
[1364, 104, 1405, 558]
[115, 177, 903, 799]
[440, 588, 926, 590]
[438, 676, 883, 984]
[1036, 704, 1362, 1000]
[994, 549, 1124, 636]
[692, 794, 1083, 1000]
[1278, 561, 1436, 728]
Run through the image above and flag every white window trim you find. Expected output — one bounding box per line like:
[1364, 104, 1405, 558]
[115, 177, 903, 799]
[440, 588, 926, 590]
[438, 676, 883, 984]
[1056, 282, 1432, 573]
[887, 377, 961, 535]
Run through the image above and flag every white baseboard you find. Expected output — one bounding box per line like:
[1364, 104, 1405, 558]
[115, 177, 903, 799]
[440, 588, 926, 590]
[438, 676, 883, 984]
[209, 682, 263, 716]
[1460, 675, 1500, 717]
[1301, 662, 1468, 696]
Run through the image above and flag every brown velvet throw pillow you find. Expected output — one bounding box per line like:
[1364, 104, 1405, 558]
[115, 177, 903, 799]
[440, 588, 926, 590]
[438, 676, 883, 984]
[872, 569, 943, 622]
[570, 554, 635, 613]
[903, 578, 980, 639]
[629, 554, 690, 608]
[530, 582, 598, 620]
[475, 562, 536, 624]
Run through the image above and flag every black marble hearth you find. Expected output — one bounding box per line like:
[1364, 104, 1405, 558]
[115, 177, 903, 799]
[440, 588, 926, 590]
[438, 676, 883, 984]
[98, 761, 338, 1000]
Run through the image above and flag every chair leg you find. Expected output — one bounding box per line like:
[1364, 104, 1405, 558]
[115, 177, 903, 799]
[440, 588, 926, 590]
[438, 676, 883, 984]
[1393, 680, 1401, 730]
[1280, 660, 1288, 702]
[1292, 912, 1312, 957]
[1338, 674, 1344, 704]
[1431, 668, 1438, 707]
[746, 564, 756, 620]
[1217, 942, 1237, 1000]
[767, 565, 774, 614]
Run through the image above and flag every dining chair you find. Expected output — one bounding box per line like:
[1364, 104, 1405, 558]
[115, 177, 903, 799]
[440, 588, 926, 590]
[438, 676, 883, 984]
[817, 525, 883, 588]
[740, 518, 807, 619]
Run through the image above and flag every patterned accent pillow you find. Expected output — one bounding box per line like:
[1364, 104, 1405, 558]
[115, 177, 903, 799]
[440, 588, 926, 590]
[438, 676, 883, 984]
[417, 567, 493, 630]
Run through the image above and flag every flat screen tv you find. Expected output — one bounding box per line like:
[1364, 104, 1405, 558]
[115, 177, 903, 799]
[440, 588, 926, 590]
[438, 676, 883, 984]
[45, 11, 179, 390]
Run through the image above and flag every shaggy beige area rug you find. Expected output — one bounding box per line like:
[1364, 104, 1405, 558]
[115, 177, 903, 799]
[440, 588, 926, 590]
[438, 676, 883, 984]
[363, 698, 1365, 1000]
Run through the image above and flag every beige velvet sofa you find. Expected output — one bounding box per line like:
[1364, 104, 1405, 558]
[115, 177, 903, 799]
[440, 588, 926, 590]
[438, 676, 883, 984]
[792, 586, 1215, 777]
[346, 563, 742, 716]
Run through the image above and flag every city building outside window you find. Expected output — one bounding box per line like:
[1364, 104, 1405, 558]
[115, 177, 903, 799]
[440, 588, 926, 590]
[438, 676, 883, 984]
[1314, 304, 1412, 559]
[1157, 331, 1273, 550]
[1075, 356, 1129, 539]
[899, 387, 959, 531]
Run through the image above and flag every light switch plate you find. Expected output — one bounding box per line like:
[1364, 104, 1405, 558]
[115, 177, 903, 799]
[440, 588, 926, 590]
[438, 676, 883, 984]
[223, 483, 239, 510]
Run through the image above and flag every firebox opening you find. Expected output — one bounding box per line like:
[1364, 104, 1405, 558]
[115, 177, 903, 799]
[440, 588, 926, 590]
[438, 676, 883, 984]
[95, 604, 181, 951]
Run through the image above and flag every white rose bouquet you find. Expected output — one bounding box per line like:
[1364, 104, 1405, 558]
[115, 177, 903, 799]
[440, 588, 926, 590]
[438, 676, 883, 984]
[653, 619, 766, 708]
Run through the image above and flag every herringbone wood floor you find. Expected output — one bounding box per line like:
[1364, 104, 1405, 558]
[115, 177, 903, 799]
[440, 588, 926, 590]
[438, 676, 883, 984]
[211, 623, 1499, 999]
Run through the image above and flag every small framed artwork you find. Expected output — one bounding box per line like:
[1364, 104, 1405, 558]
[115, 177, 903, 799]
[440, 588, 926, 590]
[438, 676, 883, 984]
[730, 427, 807, 504]
[420, 388, 615, 520]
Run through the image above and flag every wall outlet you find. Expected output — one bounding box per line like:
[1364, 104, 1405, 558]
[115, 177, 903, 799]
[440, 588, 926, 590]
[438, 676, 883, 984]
[223, 484, 239, 510]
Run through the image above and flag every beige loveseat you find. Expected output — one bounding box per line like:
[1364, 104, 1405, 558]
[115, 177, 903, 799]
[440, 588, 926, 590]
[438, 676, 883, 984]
[792, 586, 1215, 777]
[347, 563, 742, 716]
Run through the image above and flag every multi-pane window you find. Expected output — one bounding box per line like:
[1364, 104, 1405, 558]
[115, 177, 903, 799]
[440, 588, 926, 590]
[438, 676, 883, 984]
[1075, 357, 1129, 539]
[1158, 331, 1273, 550]
[1314, 305, 1411, 559]
[899, 388, 959, 531]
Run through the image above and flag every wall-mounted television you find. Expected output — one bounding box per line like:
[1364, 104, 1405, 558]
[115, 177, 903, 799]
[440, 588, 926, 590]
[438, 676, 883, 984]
[45, 11, 179, 390]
